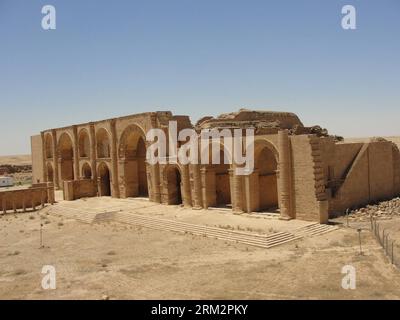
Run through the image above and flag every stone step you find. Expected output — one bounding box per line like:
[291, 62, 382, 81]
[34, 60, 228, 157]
[48, 204, 338, 249]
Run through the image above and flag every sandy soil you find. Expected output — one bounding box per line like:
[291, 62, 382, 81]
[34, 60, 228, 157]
[1, 203, 400, 300]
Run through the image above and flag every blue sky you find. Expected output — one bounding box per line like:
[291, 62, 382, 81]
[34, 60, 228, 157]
[0, 0, 399, 155]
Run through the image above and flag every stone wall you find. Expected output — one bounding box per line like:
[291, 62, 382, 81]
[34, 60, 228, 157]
[63, 179, 97, 201]
[290, 135, 328, 223]
[0, 183, 54, 213]
[328, 141, 398, 216]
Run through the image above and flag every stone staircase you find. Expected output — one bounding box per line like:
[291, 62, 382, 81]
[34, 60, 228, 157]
[49, 204, 338, 249]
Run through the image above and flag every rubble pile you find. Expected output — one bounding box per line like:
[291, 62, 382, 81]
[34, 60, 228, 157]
[349, 198, 400, 219]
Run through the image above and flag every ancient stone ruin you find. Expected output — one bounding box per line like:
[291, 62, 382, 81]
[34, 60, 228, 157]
[30, 109, 400, 223]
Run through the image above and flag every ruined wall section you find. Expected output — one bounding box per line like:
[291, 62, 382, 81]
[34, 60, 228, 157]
[393, 144, 400, 195]
[291, 135, 328, 222]
[63, 179, 97, 201]
[329, 141, 398, 215]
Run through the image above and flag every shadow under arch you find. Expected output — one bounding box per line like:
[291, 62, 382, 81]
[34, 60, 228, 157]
[82, 162, 92, 179]
[200, 140, 233, 208]
[164, 164, 183, 205]
[97, 162, 111, 196]
[96, 127, 111, 159]
[78, 128, 90, 158]
[118, 124, 149, 197]
[58, 132, 74, 186]
[44, 133, 53, 159]
[253, 138, 280, 213]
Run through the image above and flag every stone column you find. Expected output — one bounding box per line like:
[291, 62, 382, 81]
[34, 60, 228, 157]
[149, 164, 161, 203]
[190, 164, 202, 209]
[51, 130, 59, 189]
[40, 132, 47, 183]
[89, 123, 97, 182]
[278, 129, 293, 220]
[109, 120, 120, 198]
[201, 168, 208, 209]
[181, 164, 192, 207]
[72, 126, 80, 181]
[145, 162, 152, 199]
[58, 158, 63, 190]
[231, 166, 244, 213]
[118, 159, 127, 198]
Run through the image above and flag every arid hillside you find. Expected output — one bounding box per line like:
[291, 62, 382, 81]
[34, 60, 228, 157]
[0, 154, 31, 166]
[0, 154, 32, 186]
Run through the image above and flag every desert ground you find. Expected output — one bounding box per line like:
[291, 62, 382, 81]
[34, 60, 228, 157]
[1, 150, 400, 300]
[1, 195, 400, 300]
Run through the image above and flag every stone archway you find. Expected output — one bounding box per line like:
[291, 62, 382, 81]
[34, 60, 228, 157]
[214, 149, 231, 207]
[118, 125, 149, 198]
[96, 128, 111, 159]
[201, 143, 232, 209]
[58, 132, 74, 185]
[254, 142, 279, 212]
[98, 162, 111, 196]
[166, 166, 183, 205]
[82, 162, 92, 179]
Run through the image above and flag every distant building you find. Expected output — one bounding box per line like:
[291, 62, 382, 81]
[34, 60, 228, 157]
[0, 176, 14, 187]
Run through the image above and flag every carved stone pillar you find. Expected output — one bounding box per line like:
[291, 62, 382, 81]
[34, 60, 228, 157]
[118, 159, 127, 198]
[190, 164, 203, 209]
[40, 132, 47, 183]
[57, 158, 62, 190]
[278, 129, 294, 219]
[109, 120, 120, 198]
[145, 162, 153, 199]
[230, 166, 244, 213]
[51, 130, 59, 189]
[72, 126, 80, 181]
[201, 168, 208, 209]
[89, 123, 97, 183]
[149, 163, 161, 203]
[181, 164, 192, 207]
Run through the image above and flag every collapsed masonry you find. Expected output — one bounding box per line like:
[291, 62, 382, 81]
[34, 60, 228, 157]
[31, 109, 400, 223]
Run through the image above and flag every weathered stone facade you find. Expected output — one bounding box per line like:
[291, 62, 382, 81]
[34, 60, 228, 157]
[31, 109, 400, 223]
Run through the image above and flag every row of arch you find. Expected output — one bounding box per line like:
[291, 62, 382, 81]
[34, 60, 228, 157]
[45, 128, 111, 160]
[44, 124, 149, 198]
[46, 160, 111, 196]
[161, 143, 279, 212]
[44, 124, 280, 212]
